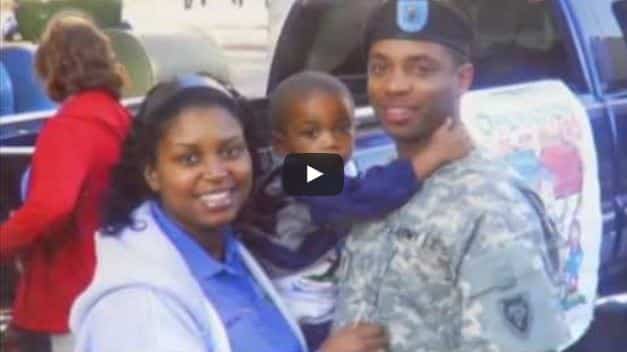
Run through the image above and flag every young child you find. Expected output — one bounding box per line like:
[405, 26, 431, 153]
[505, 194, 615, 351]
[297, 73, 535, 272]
[238, 71, 471, 350]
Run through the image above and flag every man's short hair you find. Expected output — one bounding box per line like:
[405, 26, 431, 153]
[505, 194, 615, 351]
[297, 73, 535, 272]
[446, 45, 471, 66]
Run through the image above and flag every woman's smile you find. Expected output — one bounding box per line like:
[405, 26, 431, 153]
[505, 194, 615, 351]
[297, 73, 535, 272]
[145, 105, 253, 236]
[199, 188, 236, 211]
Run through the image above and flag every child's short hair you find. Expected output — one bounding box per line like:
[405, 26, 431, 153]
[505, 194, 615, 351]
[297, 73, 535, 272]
[269, 71, 354, 132]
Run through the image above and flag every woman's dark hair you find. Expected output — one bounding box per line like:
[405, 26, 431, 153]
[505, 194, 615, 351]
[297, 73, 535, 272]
[35, 13, 127, 102]
[102, 75, 261, 234]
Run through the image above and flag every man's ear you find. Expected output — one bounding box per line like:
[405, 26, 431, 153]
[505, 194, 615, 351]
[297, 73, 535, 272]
[144, 164, 160, 192]
[457, 63, 474, 94]
[272, 130, 288, 156]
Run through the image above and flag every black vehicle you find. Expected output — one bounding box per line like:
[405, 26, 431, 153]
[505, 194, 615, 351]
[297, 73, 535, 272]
[266, 0, 627, 349]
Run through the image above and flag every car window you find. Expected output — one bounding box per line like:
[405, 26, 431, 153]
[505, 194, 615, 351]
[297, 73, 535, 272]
[569, 0, 627, 93]
[449, 0, 583, 91]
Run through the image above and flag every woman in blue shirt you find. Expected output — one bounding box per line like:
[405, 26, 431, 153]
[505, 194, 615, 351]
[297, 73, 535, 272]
[69, 75, 387, 352]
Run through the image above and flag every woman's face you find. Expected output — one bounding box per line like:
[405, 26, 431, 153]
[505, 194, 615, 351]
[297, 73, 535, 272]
[145, 106, 253, 236]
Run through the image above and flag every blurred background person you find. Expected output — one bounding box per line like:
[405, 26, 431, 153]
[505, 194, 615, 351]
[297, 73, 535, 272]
[0, 14, 131, 352]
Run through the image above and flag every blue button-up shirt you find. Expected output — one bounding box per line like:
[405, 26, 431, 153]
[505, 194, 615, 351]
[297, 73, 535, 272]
[151, 202, 302, 352]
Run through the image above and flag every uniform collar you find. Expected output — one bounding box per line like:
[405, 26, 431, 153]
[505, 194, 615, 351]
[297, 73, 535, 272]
[149, 200, 244, 279]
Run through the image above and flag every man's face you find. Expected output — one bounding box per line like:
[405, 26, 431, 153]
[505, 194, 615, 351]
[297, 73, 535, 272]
[367, 39, 473, 144]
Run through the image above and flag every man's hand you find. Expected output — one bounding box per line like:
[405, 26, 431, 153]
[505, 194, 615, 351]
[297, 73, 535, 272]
[320, 323, 388, 352]
[412, 118, 474, 180]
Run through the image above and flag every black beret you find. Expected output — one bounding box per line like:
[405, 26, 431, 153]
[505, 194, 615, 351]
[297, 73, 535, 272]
[364, 0, 473, 57]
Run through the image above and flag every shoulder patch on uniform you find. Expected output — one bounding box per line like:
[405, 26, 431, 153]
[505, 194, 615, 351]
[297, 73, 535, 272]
[397, 0, 428, 33]
[500, 293, 532, 338]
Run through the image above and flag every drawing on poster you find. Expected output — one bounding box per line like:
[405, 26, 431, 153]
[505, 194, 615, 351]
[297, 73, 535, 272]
[464, 83, 594, 312]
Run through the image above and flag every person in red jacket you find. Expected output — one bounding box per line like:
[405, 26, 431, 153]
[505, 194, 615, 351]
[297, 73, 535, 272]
[0, 14, 131, 352]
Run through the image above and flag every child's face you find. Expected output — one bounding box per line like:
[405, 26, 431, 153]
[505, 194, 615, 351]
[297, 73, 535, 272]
[274, 92, 355, 162]
[145, 106, 253, 236]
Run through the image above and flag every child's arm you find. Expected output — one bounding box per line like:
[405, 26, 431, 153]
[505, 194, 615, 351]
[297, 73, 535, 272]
[301, 118, 473, 226]
[300, 158, 418, 225]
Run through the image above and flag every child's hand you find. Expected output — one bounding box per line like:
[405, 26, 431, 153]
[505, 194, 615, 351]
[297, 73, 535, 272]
[319, 323, 388, 352]
[412, 118, 473, 180]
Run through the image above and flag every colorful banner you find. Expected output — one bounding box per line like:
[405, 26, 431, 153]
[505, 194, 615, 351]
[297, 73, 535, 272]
[461, 80, 602, 347]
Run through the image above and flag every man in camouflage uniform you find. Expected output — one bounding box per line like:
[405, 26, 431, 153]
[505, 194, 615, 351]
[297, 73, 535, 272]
[333, 1, 571, 351]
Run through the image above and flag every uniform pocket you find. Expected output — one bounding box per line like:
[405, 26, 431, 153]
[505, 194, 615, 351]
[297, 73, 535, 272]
[388, 226, 452, 284]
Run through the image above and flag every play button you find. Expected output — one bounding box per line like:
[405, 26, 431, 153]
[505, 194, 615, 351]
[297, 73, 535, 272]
[282, 153, 344, 196]
[306, 165, 323, 183]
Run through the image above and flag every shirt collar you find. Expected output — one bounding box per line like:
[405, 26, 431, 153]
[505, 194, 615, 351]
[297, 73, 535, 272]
[149, 200, 244, 279]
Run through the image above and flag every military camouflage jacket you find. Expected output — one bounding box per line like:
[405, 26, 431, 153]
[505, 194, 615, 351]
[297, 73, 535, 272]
[333, 150, 571, 352]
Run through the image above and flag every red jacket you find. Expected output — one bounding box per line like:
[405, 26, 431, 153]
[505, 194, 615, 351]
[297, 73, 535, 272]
[0, 90, 131, 332]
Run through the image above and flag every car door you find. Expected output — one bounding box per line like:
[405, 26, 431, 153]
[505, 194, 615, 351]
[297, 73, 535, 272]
[565, 0, 627, 296]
